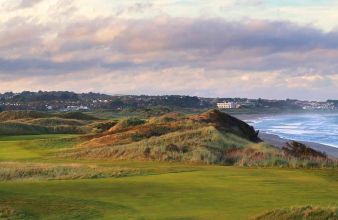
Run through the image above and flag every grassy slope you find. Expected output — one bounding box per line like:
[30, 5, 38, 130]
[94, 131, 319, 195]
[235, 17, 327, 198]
[72, 110, 261, 164]
[254, 206, 338, 220]
[0, 111, 102, 135]
[0, 135, 337, 219]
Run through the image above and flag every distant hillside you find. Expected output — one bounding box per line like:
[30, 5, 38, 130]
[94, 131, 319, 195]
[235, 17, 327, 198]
[57, 112, 98, 120]
[1, 91, 337, 112]
[0, 111, 98, 122]
[0, 111, 50, 121]
[0, 111, 103, 135]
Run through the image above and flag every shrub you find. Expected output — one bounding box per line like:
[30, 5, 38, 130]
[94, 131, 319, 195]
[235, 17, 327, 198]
[283, 141, 327, 159]
[254, 206, 338, 220]
[143, 147, 151, 157]
[180, 145, 190, 153]
[58, 112, 98, 120]
[0, 162, 140, 181]
[112, 118, 145, 131]
[165, 144, 180, 152]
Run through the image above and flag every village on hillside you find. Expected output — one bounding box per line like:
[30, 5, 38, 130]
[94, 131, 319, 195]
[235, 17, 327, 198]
[0, 91, 337, 112]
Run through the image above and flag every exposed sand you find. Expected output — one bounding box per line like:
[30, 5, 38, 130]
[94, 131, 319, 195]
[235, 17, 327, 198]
[259, 132, 338, 159]
[235, 113, 338, 159]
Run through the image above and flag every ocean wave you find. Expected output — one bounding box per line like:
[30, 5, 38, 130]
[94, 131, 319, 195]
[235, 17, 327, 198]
[253, 113, 338, 148]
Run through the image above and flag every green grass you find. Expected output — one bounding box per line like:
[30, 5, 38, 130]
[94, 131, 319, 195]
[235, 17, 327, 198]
[0, 134, 78, 162]
[0, 166, 337, 219]
[0, 134, 77, 141]
[0, 135, 337, 219]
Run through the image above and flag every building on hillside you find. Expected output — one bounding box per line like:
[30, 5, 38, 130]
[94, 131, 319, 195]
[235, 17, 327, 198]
[63, 105, 90, 111]
[217, 102, 240, 109]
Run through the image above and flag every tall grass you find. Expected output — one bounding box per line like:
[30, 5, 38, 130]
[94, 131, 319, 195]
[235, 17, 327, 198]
[0, 121, 89, 135]
[67, 126, 251, 164]
[28, 118, 87, 126]
[225, 143, 338, 168]
[0, 162, 140, 181]
[254, 206, 338, 220]
[0, 205, 34, 220]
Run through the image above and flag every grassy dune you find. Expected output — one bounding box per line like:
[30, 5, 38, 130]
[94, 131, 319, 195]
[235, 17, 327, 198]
[0, 111, 103, 135]
[254, 206, 338, 220]
[0, 135, 337, 219]
[0, 162, 140, 181]
[0, 110, 337, 219]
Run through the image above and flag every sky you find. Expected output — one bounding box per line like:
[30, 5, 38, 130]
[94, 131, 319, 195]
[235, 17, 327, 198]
[1, 0, 338, 100]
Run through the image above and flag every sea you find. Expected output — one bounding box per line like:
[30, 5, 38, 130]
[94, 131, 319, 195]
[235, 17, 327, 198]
[250, 113, 338, 148]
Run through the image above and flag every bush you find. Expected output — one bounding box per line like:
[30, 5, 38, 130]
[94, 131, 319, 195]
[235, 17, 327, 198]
[112, 118, 145, 131]
[143, 147, 151, 157]
[254, 206, 338, 220]
[165, 144, 180, 152]
[283, 141, 327, 159]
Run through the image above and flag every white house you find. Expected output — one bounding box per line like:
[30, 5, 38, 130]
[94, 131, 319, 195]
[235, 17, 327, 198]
[217, 102, 239, 109]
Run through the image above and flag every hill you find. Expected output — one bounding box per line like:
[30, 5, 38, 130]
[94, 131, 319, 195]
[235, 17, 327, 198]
[0, 111, 50, 121]
[65, 110, 336, 167]
[0, 111, 98, 122]
[65, 110, 256, 163]
[0, 111, 102, 135]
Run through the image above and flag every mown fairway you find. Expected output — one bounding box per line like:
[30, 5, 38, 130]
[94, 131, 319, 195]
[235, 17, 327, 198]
[0, 135, 337, 219]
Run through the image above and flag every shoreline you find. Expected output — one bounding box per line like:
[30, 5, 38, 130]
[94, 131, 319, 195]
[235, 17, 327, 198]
[235, 113, 338, 159]
[259, 132, 338, 159]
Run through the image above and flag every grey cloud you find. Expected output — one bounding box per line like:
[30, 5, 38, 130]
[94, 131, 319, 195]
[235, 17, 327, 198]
[0, 58, 142, 73]
[19, 0, 43, 8]
[110, 18, 338, 73]
[1, 17, 338, 77]
[10, 0, 43, 9]
[114, 19, 338, 52]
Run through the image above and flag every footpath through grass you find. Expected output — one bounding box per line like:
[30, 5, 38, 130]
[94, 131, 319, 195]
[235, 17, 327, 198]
[0, 135, 337, 219]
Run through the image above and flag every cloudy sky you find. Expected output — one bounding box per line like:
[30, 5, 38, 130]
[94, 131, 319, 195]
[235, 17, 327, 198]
[1, 0, 338, 100]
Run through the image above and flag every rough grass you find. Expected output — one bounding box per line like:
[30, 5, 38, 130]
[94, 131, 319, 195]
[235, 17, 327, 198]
[254, 206, 338, 220]
[0, 122, 49, 135]
[0, 205, 35, 220]
[0, 111, 100, 135]
[0, 121, 88, 135]
[0, 110, 98, 121]
[57, 112, 99, 120]
[0, 162, 140, 181]
[28, 118, 87, 126]
[0, 111, 49, 121]
[224, 143, 338, 168]
[66, 126, 251, 164]
[72, 111, 259, 164]
[0, 111, 102, 135]
[0, 135, 337, 219]
[110, 117, 146, 132]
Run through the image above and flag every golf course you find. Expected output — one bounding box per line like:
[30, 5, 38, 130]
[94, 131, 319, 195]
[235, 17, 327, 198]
[0, 134, 337, 219]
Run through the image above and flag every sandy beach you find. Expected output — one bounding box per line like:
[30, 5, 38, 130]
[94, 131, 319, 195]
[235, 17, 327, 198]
[235, 113, 338, 159]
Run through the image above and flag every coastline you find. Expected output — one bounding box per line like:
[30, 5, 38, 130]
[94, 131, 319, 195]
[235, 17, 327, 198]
[235, 113, 338, 159]
[259, 132, 338, 159]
